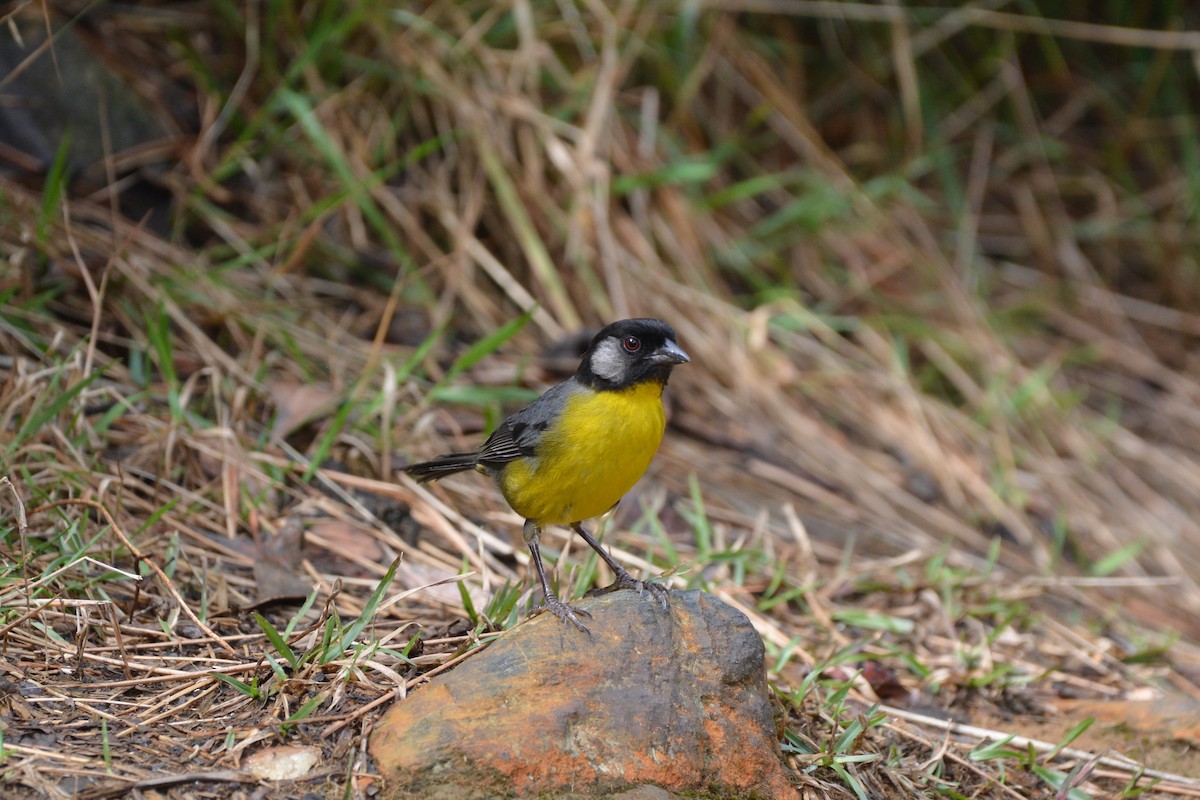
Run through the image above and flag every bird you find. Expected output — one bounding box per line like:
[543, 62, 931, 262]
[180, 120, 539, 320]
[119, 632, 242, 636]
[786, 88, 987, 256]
[403, 318, 689, 633]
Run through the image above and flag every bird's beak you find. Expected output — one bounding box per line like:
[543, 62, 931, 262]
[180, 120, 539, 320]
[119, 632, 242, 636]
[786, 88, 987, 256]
[649, 339, 690, 366]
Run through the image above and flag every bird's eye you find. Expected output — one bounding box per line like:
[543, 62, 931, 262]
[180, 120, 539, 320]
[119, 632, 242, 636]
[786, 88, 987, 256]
[622, 336, 641, 353]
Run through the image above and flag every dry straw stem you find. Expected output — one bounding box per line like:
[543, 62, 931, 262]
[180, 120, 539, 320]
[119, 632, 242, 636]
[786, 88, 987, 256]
[33, 498, 237, 655]
[883, 705, 1200, 793]
[704, 0, 1200, 50]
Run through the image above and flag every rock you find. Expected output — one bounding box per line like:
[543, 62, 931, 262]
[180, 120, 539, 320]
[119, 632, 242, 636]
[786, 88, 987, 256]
[369, 590, 798, 799]
[0, 19, 167, 175]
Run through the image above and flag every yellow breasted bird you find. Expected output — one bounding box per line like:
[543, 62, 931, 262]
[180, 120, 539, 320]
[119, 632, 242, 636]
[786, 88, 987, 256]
[404, 318, 689, 632]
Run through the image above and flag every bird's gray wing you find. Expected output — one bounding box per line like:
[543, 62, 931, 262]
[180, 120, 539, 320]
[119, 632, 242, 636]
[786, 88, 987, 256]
[477, 380, 577, 466]
[477, 423, 524, 464]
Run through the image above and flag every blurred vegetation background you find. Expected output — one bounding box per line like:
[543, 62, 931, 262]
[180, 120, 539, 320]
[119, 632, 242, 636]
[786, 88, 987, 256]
[3, 1, 1200, 797]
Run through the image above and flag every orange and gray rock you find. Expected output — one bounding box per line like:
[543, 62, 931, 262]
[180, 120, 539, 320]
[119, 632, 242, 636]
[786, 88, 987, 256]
[370, 589, 798, 799]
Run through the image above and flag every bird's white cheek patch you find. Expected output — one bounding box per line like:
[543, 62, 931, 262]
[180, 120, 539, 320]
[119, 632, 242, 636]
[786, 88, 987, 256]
[589, 338, 627, 381]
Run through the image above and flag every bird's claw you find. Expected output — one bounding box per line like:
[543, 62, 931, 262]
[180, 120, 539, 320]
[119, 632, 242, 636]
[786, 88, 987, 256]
[588, 570, 670, 610]
[538, 595, 592, 634]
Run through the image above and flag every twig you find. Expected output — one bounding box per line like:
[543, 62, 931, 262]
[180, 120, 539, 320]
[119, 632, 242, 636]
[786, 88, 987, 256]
[79, 770, 257, 799]
[0, 476, 32, 607]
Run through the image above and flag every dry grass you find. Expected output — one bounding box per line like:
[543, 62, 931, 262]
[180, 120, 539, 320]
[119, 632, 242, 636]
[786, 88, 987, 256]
[3, 1, 1200, 798]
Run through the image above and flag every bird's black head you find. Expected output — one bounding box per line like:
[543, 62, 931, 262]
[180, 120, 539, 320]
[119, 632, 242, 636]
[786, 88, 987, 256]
[575, 318, 690, 390]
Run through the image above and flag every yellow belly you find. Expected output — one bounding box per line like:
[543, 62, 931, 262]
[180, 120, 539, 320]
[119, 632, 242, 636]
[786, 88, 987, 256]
[498, 382, 666, 525]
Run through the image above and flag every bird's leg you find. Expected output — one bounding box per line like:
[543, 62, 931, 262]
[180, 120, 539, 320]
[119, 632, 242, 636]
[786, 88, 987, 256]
[572, 522, 669, 610]
[524, 520, 591, 633]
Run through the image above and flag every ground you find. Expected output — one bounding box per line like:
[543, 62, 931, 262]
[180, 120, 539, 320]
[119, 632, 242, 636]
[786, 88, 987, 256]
[2, 3, 1200, 799]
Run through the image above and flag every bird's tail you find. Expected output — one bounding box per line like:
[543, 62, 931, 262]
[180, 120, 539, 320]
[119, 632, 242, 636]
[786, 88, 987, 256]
[402, 452, 480, 483]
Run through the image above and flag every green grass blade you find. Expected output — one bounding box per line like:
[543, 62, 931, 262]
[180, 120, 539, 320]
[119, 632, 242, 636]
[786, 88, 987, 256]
[438, 308, 534, 388]
[211, 672, 262, 700]
[6, 369, 103, 459]
[254, 612, 298, 668]
[324, 556, 399, 665]
[36, 133, 72, 247]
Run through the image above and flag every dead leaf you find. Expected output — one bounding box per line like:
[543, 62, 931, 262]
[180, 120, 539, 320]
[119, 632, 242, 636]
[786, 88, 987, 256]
[243, 745, 321, 780]
[268, 381, 338, 439]
[249, 518, 311, 606]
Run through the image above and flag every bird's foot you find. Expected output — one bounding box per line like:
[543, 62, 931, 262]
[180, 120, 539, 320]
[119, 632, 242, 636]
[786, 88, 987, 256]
[537, 594, 592, 634]
[588, 568, 670, 610]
